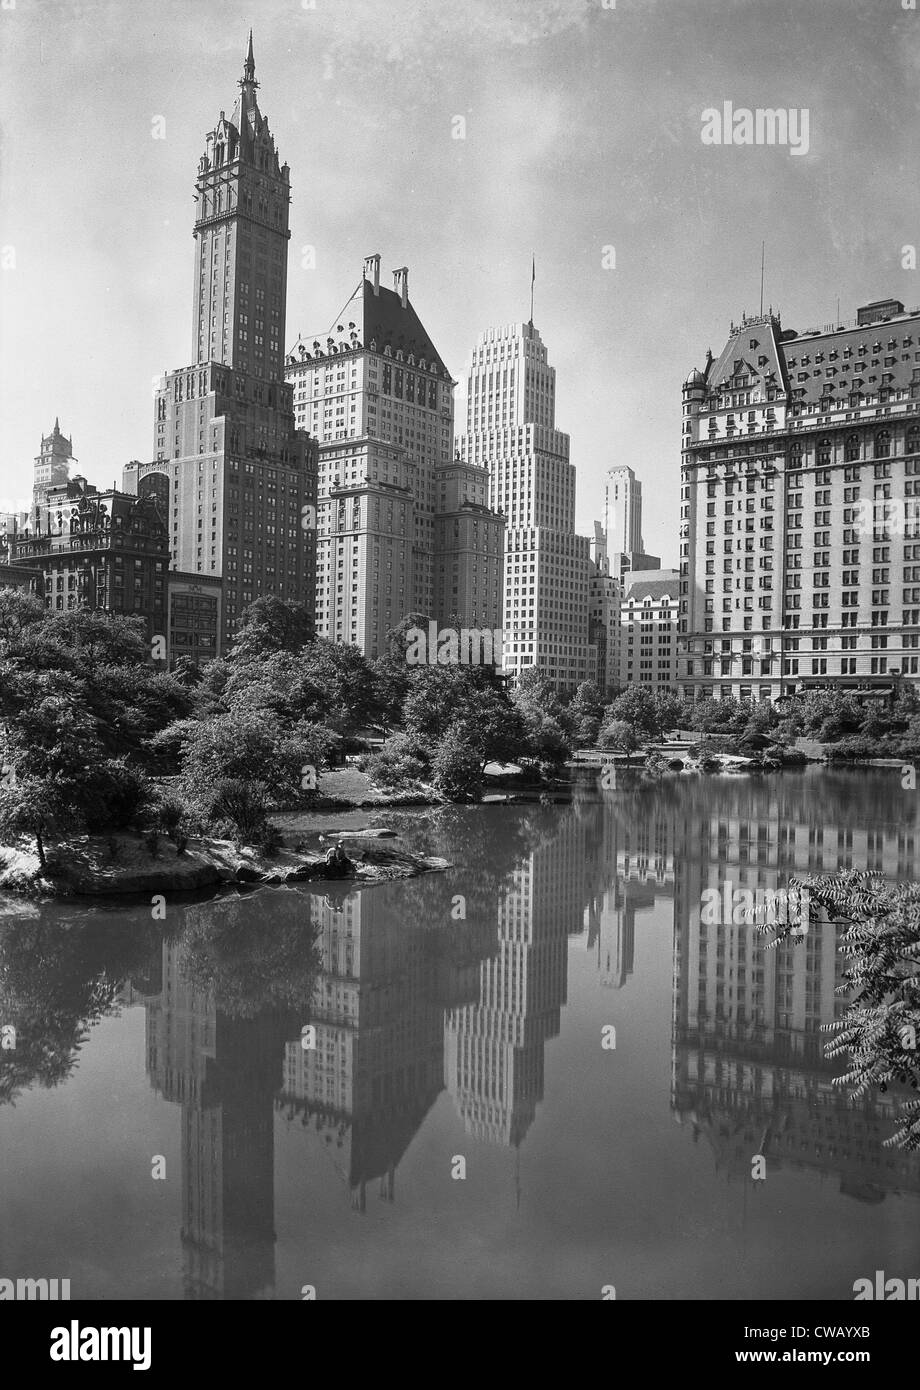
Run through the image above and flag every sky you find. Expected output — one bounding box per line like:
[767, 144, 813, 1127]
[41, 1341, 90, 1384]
[1, 0, 919, 565]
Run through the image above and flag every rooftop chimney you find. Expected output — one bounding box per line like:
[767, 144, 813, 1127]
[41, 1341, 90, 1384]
[363, 253, 380, 296]
[393, 266, 408, 309]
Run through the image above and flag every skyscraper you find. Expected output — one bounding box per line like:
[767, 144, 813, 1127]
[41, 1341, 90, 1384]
[604, 464, 643, 555]
[130, 36, 317, 655]
[458, 321, 595, 692]
[285, 257, 504, 655]
[679, 297, 920, 701]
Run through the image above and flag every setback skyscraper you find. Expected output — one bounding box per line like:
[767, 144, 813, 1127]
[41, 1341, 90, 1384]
[457, 321, 595, 692]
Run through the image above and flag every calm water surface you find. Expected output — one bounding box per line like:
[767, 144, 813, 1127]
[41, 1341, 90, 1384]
[1, 767, 918, 1300]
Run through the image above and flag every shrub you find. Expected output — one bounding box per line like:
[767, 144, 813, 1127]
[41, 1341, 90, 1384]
[203, 779, 272, 845]
[255, 820, 284, 859]
[360, 733, 429, 790]
[153, 790, 199, 849]
[431, 724, 484, 801]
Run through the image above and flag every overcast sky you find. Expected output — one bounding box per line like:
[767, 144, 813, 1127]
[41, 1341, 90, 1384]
[2, 0, 919, 563]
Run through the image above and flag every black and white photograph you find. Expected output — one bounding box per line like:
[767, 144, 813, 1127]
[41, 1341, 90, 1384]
[0, 0, 918, 1352]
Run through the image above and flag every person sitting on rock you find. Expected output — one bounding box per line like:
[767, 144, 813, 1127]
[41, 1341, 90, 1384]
[324, 841, 353, 876]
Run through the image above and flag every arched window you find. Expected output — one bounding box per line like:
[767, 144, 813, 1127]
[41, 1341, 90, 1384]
[874, 430, 891, 458]
[906, 425, 920, 456]
[844, 432, 861, 462]
[788, 442, 803, 469]
[817, 436, 832, 466]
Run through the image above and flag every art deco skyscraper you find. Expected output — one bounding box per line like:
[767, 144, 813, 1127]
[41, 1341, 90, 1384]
[130, 36, 317, 655]
[457, 321, 595, 692]
[604, 464, 643, 556]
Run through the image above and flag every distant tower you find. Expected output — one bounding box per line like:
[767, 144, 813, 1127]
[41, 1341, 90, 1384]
[32, 419, 74, 523]
[603, 465, 643, 556]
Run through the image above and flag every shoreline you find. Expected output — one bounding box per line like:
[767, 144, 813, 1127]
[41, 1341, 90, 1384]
[0, 828, 449, 902]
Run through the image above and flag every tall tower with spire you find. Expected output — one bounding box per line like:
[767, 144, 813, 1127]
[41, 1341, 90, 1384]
[191, 31, 291, 381]
[32, 418, 75, 522]
[130, 36, 317, 656]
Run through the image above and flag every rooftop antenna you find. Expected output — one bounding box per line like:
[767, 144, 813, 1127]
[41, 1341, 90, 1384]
[759, 241, 765, 318]
[529, 254, 535, 330]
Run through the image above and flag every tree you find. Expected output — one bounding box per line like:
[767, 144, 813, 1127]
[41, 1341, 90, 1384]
[369, 655, 409, 735]
[568, 681, 605, 747]
[174, 709, 333, 820]
[782, 871, 920, 1152]
[602, 686, 662, 741]
[688, 696, 746, 735]
[512, 668, 573, 766]
[597, 719, 641, 757]
[0, 778, 64, 870]
[431, 722, 485, 801]
[0, 588, 45, 646]
[19, 608, 148, 675]
[404, 666, 524, 765]
[653, 690, 688, 734]
[230, 596, 314, 659]
[385, 611, 434, 661]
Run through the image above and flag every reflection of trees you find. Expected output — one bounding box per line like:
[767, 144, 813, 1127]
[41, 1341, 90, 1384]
[424, 803, 578, 886]
[0, 912, 162, 1106]
[172, 891, 320, 1019]
[0, 890, 321, 1110]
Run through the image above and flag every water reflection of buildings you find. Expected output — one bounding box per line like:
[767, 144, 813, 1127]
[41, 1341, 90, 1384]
[278, 890, 461, 1212]
[584, 799, 675, 988]
[444, 811, 586, 1149]
[143, 940, 291, 1299]
[670, 775, 920, 1203]
[124, 774, 920, 1296]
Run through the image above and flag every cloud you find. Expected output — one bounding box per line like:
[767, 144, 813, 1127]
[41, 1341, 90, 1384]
[313, 0, 590, 76]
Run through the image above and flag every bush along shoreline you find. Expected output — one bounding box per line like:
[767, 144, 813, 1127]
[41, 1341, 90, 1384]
[1, 589, 919, 890]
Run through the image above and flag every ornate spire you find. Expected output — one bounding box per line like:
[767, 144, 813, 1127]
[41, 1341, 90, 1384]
[242, 30, 257, 87]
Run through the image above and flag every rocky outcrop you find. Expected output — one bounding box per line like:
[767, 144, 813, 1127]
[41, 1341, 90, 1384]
[0, 833, 448, 900]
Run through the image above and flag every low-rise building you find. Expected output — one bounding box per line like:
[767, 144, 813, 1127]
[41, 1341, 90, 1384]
[619, 569, 680, 691]
[11, 478, 168, 646]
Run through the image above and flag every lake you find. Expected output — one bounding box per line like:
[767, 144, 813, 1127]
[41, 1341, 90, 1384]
[1, 766, 918, 1300]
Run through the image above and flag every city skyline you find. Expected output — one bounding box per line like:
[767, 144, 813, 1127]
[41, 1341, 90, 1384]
[3, 0, 920, 569]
